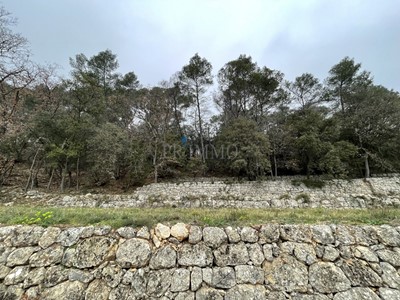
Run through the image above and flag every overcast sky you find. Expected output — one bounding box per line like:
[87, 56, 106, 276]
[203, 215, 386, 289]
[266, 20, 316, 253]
[2, 0, 399, 91]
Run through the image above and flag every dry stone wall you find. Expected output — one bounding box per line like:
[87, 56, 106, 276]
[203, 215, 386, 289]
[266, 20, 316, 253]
[31, 176, 400, 208]
[0, 223, 400, 299]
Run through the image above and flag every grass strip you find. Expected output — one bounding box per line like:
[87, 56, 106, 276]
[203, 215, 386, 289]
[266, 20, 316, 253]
[0, 206, 399, 228]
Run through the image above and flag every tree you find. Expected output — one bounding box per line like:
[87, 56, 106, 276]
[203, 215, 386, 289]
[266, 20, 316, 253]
[326, 57, 372, 113]
[215, 117, 270, 180]
[286, 73, 322, 110]
[344, 85, 400, 178]
[0, 7, 40, 186]
[217, 55, 283, 124]
[133, 87, 182, 183]
[179, 53, 213, 163]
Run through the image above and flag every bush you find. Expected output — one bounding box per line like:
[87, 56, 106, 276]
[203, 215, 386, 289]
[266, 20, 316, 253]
[295, 193, 311, 203]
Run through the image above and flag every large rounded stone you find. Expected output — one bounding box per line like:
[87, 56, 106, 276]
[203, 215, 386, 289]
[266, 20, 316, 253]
[41, 280, 86, 300]
[379, 288, 400, 300]
[196, 287, 225, 300]
[6, 246, 38, 267]
[85, 279, 111, 300]
[116, 238, 152, 268]
[178, 243, 213, 267]
[375, 225, 400, 247]
[263, 254, 308, 292]
[309, 262, 351, 293]
[73, 236, 116, 269]
[149, 245, 176, 269]
[203, 227, 227, 248]
[333, 287, 380, 300]
[225, 284, 266, 300]
[170, 268, 190, 292]
[340, 259, 382, 287]
[214, 243, 249, 266]
[29, 244, 64, 267]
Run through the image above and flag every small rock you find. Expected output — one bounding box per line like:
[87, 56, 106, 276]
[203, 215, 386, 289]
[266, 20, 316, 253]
[41, 280, 86, 300]
[68, 268, 94, 283]
[171, 223, 189, 241]
[377, 249, 400, 267]
[155, 223, 171, 240]
[188, 225, 202, 244]
[136, 226, 150, 239]
[196, 287, 225, 300]
[29, 244, 64, 267]
[23, 267, 46, 288]
[247, 243, 265, 266]
[39, 227, 61, 248]
[225, 227, 241, 243]
[235, 265, 264, 284]
[43, 265, 68, 287]
[116, 227, 136, 239]
[259, 224, 280, 243]
[375, 225, 400, 247]
[312, 225, 335, 245]
[178, 243, 213, 267]
[203, 266, 236, 289]
[214, 243, 249, 266]
[170, 268, 190, 292]
[380, 262, 400, 289]
[353, 246, 379, 262]
[85, 279, 111, 300]
[191, 267, 202, 291]
[322, 245, 340, 262]
[57, 227, 85, 247]
[4, 266, 29, 285]
[225, 284, 266, 300]
[0, 265, 11, 279]
[240, 227, 259, 243]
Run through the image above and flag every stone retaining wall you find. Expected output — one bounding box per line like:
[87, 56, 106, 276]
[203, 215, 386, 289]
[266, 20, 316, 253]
[0, 223, 400, 299]
[37, 176, 400, 208]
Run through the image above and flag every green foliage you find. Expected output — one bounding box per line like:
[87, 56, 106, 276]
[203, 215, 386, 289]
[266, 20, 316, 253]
[295, 193, 311, 203]
[20, 211, 54, 226]
[1, 15, 400, 191]
[216, 117, 270, 180]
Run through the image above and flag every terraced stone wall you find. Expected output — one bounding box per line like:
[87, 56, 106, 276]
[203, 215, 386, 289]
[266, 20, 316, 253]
[38, 176, 400, 208]
[1, 223, 400, 299]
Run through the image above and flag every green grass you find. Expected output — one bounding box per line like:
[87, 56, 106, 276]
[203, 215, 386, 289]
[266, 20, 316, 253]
[0, 206, 399, 228]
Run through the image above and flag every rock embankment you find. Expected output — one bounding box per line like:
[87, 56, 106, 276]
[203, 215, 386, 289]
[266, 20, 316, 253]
[2, 176, 400, 209]
[0, 223, 400, 299]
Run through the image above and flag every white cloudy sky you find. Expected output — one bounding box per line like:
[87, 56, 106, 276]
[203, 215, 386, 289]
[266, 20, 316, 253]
[3, 0, 400, 91]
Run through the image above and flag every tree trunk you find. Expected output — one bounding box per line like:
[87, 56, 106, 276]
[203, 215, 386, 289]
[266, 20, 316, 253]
[273, 152, 278, 178]
[60, 160, 68, 192]
[195, 86, 205, 163]
[153, 140, 158, 183]
[25, 147, 40, 192]
[364, 152, 370, 179]
[76, 157, 80, 191]
[47, 168, 54, 191]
